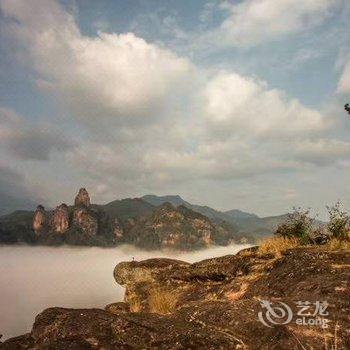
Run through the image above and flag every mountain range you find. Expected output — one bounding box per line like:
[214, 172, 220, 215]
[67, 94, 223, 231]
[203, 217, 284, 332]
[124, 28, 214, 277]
[0, 190, 289, 249]
[141, 194, 286, 236]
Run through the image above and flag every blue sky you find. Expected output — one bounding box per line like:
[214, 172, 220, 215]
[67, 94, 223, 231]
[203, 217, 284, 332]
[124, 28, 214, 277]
[0, 0, 349, 218]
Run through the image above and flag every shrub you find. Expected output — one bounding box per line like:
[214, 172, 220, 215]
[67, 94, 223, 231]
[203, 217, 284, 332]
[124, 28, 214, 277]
[148, 288, 179, 314]
[275, 208, 314, 244]
[326, 202, 350, 240]
[258, 236, 300, 257]
[308, 225, 330, 245]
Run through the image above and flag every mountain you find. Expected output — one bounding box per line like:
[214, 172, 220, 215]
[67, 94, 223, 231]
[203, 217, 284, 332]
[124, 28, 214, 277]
[0, 189, 253, 248]
[224, 209, 258, 219]
[141, 195, 188, 207]
[142, 194, 285, 236]
[101, 198, 155, 220]
[122, 202, 248, 250]
[141, 195, 239, 225]
[0, 190, 294, 248]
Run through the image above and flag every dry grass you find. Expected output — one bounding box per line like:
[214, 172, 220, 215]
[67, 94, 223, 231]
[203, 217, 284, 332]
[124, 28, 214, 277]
[258, 236, 300, 257]
[129, 296, 142, 313]
[148, 288, 179, 314]
[325, 238, 350, 251]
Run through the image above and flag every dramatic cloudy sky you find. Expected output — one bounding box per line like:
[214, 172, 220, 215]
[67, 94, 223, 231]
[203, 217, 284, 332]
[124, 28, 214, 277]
[0, 0, 349, 218]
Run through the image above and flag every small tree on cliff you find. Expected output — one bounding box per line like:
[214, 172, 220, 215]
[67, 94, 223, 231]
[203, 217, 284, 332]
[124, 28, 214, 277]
[275, 207, 314, 244]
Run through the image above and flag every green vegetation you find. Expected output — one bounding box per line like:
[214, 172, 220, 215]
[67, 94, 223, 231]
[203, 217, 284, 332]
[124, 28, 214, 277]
[326, 201, 350, 240]
[275, 202, 350, 246]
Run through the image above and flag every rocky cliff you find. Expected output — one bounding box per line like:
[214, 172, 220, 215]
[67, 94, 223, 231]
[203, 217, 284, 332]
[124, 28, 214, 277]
[1, 246, 349, 349]
[28, 188, 118, 246]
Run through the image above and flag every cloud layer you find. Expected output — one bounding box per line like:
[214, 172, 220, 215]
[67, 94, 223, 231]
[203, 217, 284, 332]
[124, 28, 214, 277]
[0, 107, 74, 161]
[0, 0, 349, 215]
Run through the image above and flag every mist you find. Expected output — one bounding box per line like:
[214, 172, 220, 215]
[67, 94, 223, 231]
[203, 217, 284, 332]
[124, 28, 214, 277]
[0, 244, 250, 340]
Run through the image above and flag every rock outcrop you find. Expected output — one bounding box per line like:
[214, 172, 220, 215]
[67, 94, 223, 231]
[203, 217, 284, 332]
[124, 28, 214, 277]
[72, 207, 98, 236]
[29, 189, 114, 244]
[50, 204, 69, 233]
[32, 205, 46, 234]
[74, 188, 90, 207]
[2, 247, 349, 349]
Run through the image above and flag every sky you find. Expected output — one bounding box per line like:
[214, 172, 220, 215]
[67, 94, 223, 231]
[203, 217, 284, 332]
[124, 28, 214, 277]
[0, 0, 349, 218]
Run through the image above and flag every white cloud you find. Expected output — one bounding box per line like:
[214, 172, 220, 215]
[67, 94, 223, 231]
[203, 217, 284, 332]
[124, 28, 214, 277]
[205, 0, 338, 47]
[0, 0, 192, 123]
[202, 71, 327, 137]
[293, 138, 350, 164]
[65, 70, 349, 188]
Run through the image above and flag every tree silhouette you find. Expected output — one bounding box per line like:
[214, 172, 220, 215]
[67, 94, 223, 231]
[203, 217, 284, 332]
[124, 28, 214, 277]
[345, 103, 350, 115]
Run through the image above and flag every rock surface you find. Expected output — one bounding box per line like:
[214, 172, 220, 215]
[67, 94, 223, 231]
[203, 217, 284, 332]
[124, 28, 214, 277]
[2, 247, 349, 349]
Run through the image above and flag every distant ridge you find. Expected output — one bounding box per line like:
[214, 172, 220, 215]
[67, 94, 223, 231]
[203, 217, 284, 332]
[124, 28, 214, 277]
[141, 194, 286, 237]
[224, 209, 258, 219]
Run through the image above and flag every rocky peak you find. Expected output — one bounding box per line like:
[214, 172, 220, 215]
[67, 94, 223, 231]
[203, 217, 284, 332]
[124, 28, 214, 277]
[51, 204, 69, 233]
[33, 205, 46, 234]
[74, 188, 90, 207]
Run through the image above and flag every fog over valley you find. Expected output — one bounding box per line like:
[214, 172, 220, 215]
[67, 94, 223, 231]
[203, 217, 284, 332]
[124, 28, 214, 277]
[0, 244, 250, 340]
